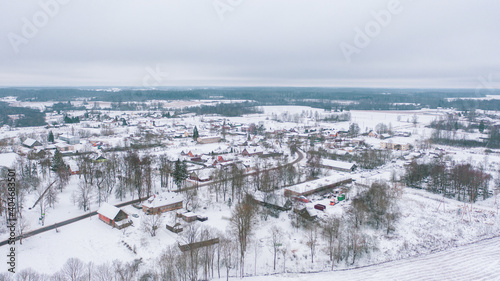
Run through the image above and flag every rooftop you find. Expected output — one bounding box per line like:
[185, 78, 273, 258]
[142, 193, 183, 208]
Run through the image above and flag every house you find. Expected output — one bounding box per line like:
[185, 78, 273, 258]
[59, 135, 80, 145]
[380, 142, 411, 151]
[189, 169, 212, 182]
[54, 142, 74, 153]
[142, 193, 183, 215]
[22, 138, 42, 148]
[181, 212, 198, 222]
[367, 130, 378, 138]
[197, 136, 221, 144]
[241, 147, 264, 156]
[97, 203, 132, 229]
[320, 159, 357, 172]
[379, 133, 392, 140]
[68, 161, 79, 175]
[166, 222, 183, 233]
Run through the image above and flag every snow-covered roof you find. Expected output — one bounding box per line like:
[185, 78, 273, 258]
[97, 202, 121, 220]
[142, 193, 183, 208]
[68, 160, 79, 172]
[23, 138, 40, 147]
[321, 159, 356, 170]
[243, 146, 264, 154]
[0, 153, 18, 168]
[285, 175, 352, 195]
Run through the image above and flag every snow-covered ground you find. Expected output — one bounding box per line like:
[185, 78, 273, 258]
[219, 235, 500, 281]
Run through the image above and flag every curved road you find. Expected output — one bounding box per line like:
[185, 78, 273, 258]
[0, 197, 148, 247]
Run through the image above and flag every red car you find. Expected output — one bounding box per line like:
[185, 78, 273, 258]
[314, 204, 326, 211]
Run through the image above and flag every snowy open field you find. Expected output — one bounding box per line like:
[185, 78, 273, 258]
[219, 235, 500, 281]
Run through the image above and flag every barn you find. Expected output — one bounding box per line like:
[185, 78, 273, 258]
[284, 176, 352, 197]
[97, 203, 131, 229]
[320, 159, 357, 172]
[22, 138, 42, 148]
[142, 193, 183, 215]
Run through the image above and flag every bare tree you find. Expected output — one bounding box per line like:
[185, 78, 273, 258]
[322, 215, 340, 270]
[142, 154, 154, 197]
[61, 258, 85, 281]
[16, 215, 30, 245]
[346, 224, 368, 265]
[180, 223, 202, 281]
[93, 262, 114, 281]
[159, 155, 172, 189]
[17, 268, 40, 281]
[157, 245, 179, 281]
[220, 234, 237, 281]
[305, 225, 319, 263]
[269, 225, 283, 271]
[75, 181, 92, 212]
[230, 200, 257, 277]
[142, 213, 163, 237]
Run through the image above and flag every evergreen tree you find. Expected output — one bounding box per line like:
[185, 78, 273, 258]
[51, 150, 66, 171]
[173, 159, 188, 189]
[479, 120, 485, 133]
[193, 126, 199, 141]
[48, 131, 54, 143]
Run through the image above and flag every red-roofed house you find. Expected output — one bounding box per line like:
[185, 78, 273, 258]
[97, 203, 131, 229]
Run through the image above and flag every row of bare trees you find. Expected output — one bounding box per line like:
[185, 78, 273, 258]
[405, 160, 491, 202]
[0, 257, 143, 281]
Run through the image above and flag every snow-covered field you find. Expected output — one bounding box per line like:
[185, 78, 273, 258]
[220, 235, 500, 281]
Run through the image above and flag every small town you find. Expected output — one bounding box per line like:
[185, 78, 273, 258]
[1, 93, 500, 280]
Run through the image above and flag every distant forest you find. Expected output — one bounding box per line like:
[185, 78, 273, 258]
[2, 87, 500, 111]
[1, 87, 500, 127]
[0, 101, 46, 127]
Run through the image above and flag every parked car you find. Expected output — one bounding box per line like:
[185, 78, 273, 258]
[314, 204, 326, 211]
[197, 215, 208, 222]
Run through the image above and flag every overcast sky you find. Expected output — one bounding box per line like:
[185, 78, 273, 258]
[1, 0, 499, 89]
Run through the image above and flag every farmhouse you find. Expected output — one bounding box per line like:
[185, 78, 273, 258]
[54, 142, 75, 153]
[97, 203, 132, 229]
[142, 193, 183, 215]
[241, 146, 264, 156]
[189, 169, 212, 182]
[284, 176, 352, 197]
[59, 135, 80, 145]
[22, 138, 42, 148]
[320, 159, 357, 172]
